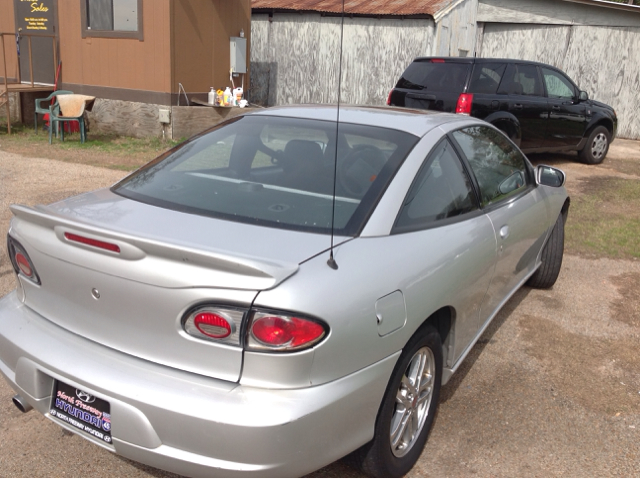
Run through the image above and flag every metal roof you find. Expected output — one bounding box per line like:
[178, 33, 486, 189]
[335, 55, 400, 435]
[252, 0, 640, 16]
[563, 0, 640, 12]
[251, 0, 456, 16]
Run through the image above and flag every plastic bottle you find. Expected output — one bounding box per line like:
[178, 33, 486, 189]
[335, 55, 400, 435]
[233, 87, 243, 106]
[223, 87, 232, 107]
[208, 87, 215, 105]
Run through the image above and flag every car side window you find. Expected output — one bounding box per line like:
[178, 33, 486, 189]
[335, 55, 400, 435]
[497, 63, 543, 96]
[542, 67, 576, 99]
[451, 126, 529, 207]
[469, 63, 507, 94]
[393, 139, 478, 232]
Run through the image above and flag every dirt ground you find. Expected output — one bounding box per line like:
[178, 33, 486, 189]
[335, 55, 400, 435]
[0, 139, 638, 477]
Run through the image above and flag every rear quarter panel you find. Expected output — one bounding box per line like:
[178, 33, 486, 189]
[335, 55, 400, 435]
[252, 214, 497, 387]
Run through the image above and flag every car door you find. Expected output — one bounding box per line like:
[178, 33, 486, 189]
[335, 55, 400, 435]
[541, 67, 588, 148]
[391, 138, 496, 362]
[451, 125, 550, 329]
[496, 63, 547, 150]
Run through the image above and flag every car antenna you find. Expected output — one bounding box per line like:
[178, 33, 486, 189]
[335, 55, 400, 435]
[327, 0, 345, 271]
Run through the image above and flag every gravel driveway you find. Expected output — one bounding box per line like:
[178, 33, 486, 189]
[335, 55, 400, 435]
[0, 143, 638, 477]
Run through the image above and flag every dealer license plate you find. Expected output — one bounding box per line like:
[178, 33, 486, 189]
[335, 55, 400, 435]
[49, 380, 112, 444]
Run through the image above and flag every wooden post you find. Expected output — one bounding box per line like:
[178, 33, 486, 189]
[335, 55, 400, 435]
[52, 34, 57, 81]
[1, 34, 11, 134]
[28, 35, 34, 86]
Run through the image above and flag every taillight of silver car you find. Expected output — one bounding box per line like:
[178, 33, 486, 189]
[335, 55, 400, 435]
[64, 232, 121, 253]
[7, 235, 41, 285]
[182, 306, 328, 352]
[247, 311, 327, 352]
[183, 306, 244, 346]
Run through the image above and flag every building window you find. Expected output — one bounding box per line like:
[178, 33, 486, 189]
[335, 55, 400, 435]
[81, 0, 143, 40]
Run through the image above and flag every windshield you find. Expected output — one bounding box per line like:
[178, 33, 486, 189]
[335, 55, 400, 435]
[113, 115, 418, 235]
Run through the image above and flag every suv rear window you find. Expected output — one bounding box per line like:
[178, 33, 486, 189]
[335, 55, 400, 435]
[468, 63, 507, 94]
[396, 61, 471, 92]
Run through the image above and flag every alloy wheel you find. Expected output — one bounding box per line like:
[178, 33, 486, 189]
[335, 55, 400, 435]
[389, 346, 435, 457]
[591, 132, 608, 160]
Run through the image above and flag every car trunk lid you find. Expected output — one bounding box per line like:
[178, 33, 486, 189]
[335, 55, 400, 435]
[8, 189, 344, 382]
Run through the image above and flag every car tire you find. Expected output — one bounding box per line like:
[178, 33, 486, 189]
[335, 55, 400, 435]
[578, 126, 610, 164]
[527, 213, 565, 289]
[351, 325, 443, 477]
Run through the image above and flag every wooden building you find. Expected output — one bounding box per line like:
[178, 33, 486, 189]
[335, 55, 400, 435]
[250, 0, 478, 107]
[250, 0, 640, 140]
[476, 0, 640, 140]
[1, 0, 251, 139]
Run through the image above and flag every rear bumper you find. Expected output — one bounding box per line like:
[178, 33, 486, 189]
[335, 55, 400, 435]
[0, 291, 397, 477]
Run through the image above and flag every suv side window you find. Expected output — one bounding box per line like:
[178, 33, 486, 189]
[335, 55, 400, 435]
[541, 67, 576, 99]
[393, 139, 478, 232]
[469, 63, 507, 94]
[451, 126, 529, 207]
[497, 63, 543, 96]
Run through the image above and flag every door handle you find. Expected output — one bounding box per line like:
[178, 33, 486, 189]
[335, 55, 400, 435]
[499, 225, 510, 239]
[552, 105, 561, 111]
[513, 104, 523, 110]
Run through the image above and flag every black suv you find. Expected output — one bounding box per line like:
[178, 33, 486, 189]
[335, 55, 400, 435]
[388, 58, 618, 164]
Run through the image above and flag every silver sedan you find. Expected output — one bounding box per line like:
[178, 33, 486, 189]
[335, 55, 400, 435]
[0, 106, 568, 477]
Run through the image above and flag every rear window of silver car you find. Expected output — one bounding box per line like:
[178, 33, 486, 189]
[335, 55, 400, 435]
[113, 115, 418, 235]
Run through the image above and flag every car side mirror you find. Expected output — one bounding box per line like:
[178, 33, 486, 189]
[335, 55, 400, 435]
[536, 165, 565, 187]
[578, 91, 589, 101]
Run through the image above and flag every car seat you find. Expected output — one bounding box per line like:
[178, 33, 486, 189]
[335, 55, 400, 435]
[282, 140, 331, 193]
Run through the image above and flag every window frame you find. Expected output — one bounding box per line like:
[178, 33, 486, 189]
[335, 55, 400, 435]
[448, 125, 535, 212]
[80, 0, 144, 40]
[497, 63, 544, 97]
[540, 66, 578, 100]
[469, 62, 508, 95]
[112, 114, 419, 237]
[391, 138, 482, 235]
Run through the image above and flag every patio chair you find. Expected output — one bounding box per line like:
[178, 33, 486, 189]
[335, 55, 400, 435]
[34, 90, 73, 133]
[48, 94, 95, 144]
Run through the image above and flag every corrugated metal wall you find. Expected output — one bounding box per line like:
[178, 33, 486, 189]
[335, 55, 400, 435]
[479, 23, 640, 139]
[250, 13, 435, 106]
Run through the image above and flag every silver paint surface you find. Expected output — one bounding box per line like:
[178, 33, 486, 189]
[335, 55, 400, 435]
[0, 107, 567, 476]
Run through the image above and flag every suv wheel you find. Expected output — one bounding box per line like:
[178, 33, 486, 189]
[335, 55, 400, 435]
[579, 126, 610, 164]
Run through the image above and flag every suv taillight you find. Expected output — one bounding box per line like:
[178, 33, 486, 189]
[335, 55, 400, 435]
[7, 235, 41, 285]
[386, 89, 393, 106]
[456, 93, 473, 115]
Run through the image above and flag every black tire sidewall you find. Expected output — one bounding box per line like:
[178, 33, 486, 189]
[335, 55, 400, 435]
[580, 126, 610, 164]
[527, 212, 565, 289]
[364, 326, 443, 477]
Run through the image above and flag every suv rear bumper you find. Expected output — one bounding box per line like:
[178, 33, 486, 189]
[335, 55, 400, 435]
[0, 291, 397, 477]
